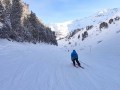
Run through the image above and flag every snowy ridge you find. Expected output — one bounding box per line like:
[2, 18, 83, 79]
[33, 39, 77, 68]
[59, 16, 120, 52]
[95, 8, 120, 17]
[50, 8, 120, 39]
[68, 8, 120, 31]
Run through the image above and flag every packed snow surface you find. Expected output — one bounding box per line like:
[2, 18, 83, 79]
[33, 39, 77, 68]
[0, 38, 120, 90]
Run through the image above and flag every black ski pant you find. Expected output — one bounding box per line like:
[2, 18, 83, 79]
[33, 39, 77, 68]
[72, 58, 81, 66]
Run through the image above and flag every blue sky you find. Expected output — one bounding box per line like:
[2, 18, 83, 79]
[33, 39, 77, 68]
[24, 0, 120, 24]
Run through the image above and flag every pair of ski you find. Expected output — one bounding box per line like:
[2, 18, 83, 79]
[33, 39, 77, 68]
[74, 65, 84, 69]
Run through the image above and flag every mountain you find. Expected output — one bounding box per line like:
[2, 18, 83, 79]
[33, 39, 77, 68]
[56, 8, 120, 52]
[50, 8, 120, 41]
[56, 8, 120, 50]
[0, 0, 57, 45]
[49, 21, 72, 40]
[68, 8, 120, 31]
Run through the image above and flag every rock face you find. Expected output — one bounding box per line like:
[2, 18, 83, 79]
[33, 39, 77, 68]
[0, 0, 57, 45]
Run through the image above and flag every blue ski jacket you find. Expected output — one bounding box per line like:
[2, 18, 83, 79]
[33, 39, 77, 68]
[71, 50, 78, 60]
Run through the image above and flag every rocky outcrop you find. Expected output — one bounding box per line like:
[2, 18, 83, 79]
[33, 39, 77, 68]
[0, 0, 57, 45]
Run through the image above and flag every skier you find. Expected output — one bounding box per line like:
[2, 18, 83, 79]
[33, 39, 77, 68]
[71, 50, 81, 67]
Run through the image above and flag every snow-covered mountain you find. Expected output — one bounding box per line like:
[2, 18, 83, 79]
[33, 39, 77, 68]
[49, 21, 72, 40]
[0, 0, 57, 45]
[57, 8, 120, 51]
[68, 8, 120, 31]
[50, 8, 120, 40]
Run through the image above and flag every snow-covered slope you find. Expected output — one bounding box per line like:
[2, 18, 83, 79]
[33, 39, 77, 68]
[57, 8, 120, 50]
[68, 8, 120, 31]
[59, 18, 120, 51]
[50, 8, 120, 39]
[0, 31, 120, 90]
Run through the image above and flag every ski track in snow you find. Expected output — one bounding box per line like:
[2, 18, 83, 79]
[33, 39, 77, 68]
[0, 40, 120, 90]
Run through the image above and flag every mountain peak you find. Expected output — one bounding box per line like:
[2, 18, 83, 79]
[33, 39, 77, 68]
[95, 8, 120, 17]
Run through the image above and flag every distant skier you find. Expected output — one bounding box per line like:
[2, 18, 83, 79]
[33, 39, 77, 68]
[71, 50, 81, 67]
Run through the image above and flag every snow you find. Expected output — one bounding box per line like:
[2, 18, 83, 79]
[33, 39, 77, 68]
[0, 30, 120, 90]
[58, 8, 120, 52]
[49, 21, 72, 39]
[50, 8, 120, 39]
[68, 8, 120, 31]
[0, 22, 3, 28]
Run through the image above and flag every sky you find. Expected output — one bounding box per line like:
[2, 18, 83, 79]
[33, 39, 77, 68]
[23, 0, 120, 24]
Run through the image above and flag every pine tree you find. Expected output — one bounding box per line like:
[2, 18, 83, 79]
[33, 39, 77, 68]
[0, 1, 4, 23]
[10, 0, 23, 31]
